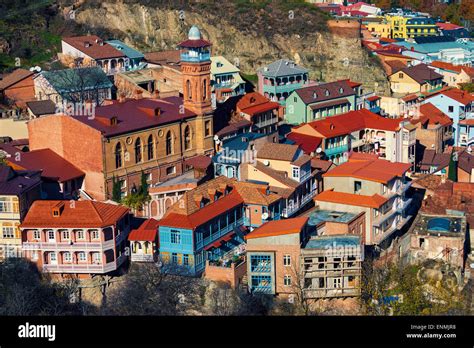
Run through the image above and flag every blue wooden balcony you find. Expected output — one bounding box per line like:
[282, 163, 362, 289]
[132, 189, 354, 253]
[181, 52, 211, 62]
[251, 285, 273, 294]
[324, 144, 349, 157]
[195, 217, 244, 250]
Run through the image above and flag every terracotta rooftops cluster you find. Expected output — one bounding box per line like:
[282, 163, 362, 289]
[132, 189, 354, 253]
[62, 35, 126, 60]
[159, 176, 281, 229]
[236, 92, 280, 117]
[295, 79, 360, 105]
[315, 189, 388, 209]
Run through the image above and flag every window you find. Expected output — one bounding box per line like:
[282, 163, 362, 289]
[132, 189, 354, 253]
[448, 106, 454, 113]
[90, 230, 99, 240]
[203, 79, 207, 100]
[63, 252, 72, 262]
[62, 230, 70, 240]
[50, 252, 57, 262]
[205, 120, 211, 137]
[166, 166, 176, 175]
[398, 73, 403, 78]
[283, 254, 291, 266]
[115, 142, 123, 168]
[284, 275, 292, 286]
[354, 181, 362, 193]
[250, 254, 271, 272]
[145, 173, 152, 182]
[147, 135, 154, 160]
[92, 252, 101, 264]
[186, 80, 192, 100]
[76, 230, 85, 240]
[184, 126, 191, 150]
[166, 131, 173, 155]
[2, 227, 14, 239]
[172, 252, 178, 264]
[48, 230, 55, 241]
[419, 237, 425, 248]
[0, 198, 11, 212]
[170, 230, 181, 244]
[31, 251, 38, 261]
[78, 252, 86, 262]
[292, 166, 300, 179]
[135, 138, 142, 163]
[33, 230, 41, 240]
[183, 254, 189, 266]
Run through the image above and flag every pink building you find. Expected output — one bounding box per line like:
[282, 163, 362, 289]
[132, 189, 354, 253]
[21, 200, 130, 278]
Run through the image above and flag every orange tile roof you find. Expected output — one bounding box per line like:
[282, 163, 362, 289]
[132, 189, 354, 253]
[323, 157, 411, 183]
[128, 218, 159, 242]
[438, 88, 474, 105]
[21, 200, 129, 228]
[294, 109, 403, 138]
[245, 217, 308, 240]
[237, 92, 280, 117]
[315, 190, 388, 209]
[62, 35, 126, 60]
[0, 69, 34, 90]
[418, 103, 453, 127]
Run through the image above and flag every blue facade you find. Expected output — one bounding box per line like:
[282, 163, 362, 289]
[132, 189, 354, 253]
[247, 252, 275, 294]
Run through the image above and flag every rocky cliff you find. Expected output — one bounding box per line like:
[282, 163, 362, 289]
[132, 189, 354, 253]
[65, 0, 389, 94]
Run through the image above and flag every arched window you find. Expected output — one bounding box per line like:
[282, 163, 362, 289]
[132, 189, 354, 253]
[135, 138, 142, 163]
[147, 135, 154, 160]
[184, 126, 191, 150]
[203, 79, 207, 100]
[166, 131, 173, 155]
[186, 80, 192, 100]
[115, 142, 122, 168]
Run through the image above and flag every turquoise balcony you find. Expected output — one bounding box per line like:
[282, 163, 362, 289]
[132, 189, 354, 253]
[324, 144, 349, 157]
[181, 52, 211, 63]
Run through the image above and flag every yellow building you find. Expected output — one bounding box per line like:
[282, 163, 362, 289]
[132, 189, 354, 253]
[385, 15, 438, 39]
[0, 166, 42, 259]
[367, 22, 391, 38]
[388, 63, 444, 95]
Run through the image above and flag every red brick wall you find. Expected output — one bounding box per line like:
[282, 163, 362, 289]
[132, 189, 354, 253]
[204, 259, 247, 289]
[28, 115, 105, 200]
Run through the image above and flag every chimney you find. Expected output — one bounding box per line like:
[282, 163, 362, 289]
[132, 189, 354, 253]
[153, 89, 160, 99]
[134, 89, 143, 100]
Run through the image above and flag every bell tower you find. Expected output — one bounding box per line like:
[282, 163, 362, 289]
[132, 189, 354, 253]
[178, 26, 212, 116]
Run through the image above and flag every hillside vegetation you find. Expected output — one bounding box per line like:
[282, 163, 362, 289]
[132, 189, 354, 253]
[1, 0, 390, 94]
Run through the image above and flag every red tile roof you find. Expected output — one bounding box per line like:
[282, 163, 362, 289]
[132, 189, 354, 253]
[0, 69, 34, 90]
[62, 36, 126, 60]
[237, 92, 279, 117]
[287, 132, 322, 154]
[323, 157, 411, 183]
[245, 217, 308, 240]
[315, 190, 388, 209]
[128, 218, 159, 242]
[293, 109, 403, 139]
[185, 155, 212, 169]
[3, 147, 84, 182]
[21, 200, 129, 228]
[417, 103, 453, 127]
[436, 22, 463, 30]
[177, 39, 212, 48]
[367, 95, 381, 102]
[395, 63, 443, 84]
[72, 97, 197, 137]
[438, 88, 474, 105]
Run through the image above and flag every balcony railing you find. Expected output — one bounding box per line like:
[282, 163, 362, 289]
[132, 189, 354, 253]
[251, 285, 273, 294]
[250, 263, 272, 273]
[42, 261, 117, 274]
[181, 52, 211, 62]
[22, 240, 115, 251]
[281, 191, 316, 218]
[195, 218, 244, 250]
[131, 253, 155, 262]
[324, 144, 349, 157]
[396, 198, 413, 214]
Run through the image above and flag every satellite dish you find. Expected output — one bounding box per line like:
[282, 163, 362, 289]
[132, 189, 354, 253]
[29, 67, 35, 72]
[215, 139, 220, 145]
[263, 160, 270, 166]
[316, 148, 322, 154]
[35, 66, 41, 72]
[262, 212, 269, 220]
[213, 135, 219, 141]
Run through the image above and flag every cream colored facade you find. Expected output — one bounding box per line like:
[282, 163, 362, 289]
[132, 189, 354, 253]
[0, 195, 21, 258]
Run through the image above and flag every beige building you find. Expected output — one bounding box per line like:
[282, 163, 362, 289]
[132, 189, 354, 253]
[389, 64, 444, 95]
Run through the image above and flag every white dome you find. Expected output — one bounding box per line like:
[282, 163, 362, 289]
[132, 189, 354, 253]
[188, 25, 201, 40]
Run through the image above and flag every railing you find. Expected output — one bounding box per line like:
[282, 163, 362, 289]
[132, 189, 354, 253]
[195, 218, 244, 250]
[22, 240, 115, 251]
[299, 171, 311, 183]
[42, 261, 117, 273]
[396, 181, 412, 195]
[255, 118, 278, 128]
[396, 198, 413, 214]
[303, 287, 359, 298]
[251, 285, 273, 294]
[181, 52, 211, 62]
[131, 253, 154, 262]
[324, 144, 349, 157]
[250, 264, 271, 273]
[372, 208, 398, 227]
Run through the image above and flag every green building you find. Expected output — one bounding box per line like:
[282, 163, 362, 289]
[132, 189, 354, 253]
[285, 79, 361, 125]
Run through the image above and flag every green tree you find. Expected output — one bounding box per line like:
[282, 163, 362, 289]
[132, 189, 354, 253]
[448, 150, 458, 182]
[111, 175, 121, 203]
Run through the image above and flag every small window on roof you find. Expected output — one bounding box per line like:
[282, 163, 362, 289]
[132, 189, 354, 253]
[339, 87, 344, 94]
[313, 92, 317, 99]
[325, 89, 330, 96]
